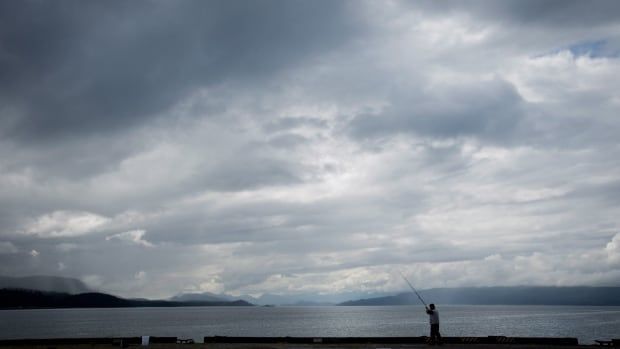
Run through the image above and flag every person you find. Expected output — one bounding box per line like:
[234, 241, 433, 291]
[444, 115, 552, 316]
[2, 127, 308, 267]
[425, 303, 442, 345]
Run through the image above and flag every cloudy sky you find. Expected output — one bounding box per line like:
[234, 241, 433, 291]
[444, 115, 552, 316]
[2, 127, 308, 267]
[1, 0, 619, 299]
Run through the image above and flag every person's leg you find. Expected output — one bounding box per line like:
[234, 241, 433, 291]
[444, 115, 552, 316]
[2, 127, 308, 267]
[429, 324, 438, 345]
[436, 325, 442, 345]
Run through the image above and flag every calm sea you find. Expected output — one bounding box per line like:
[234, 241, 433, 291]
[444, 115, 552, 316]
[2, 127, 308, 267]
[0, 305, 619, 344]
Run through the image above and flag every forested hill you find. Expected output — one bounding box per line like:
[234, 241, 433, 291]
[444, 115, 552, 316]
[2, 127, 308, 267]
[339, 286, 620, 306]
[0, 288, 253, 309]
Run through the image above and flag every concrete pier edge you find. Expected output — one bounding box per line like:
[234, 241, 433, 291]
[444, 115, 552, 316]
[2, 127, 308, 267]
[202, 336, 579, 346]
[7, 336, 620, 347]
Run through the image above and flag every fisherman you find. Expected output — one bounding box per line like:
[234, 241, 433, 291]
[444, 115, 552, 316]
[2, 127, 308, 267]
[425, 303, 442, 345]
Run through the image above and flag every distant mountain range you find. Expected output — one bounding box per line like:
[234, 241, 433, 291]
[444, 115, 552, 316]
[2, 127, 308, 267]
[339, 286, 620, 306]
[0, 289, 253, 309]
[0, 276, 91, 294]
[171, 290, 396, 306]
[173, 287, 620, 306]
[170, 291, 230, 302]
[5, 275, 619, 307]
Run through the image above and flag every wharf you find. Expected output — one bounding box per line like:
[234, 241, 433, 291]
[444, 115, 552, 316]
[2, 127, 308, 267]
[1, 336, 616, 349]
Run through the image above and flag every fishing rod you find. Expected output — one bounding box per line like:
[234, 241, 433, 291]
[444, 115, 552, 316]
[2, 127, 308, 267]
[399, 271, 427, 307]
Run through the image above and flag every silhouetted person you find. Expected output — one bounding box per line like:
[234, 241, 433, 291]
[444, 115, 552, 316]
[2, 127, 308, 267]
[425, 303, 442, 345]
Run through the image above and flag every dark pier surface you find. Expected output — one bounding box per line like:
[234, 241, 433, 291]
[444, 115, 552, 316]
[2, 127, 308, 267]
[2, 336, 618, 349]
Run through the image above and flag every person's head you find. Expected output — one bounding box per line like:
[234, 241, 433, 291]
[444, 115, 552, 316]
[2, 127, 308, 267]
[429, 303, 435, 310]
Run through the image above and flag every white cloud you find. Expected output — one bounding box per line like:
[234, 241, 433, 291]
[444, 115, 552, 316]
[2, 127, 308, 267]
[606, 233, 620, 266]
[134, 270, 147, 280]
[106, 229, 153, 247]
[82, 274, 104, 289]
[199, 277, 225, 294]
[505, 50, 620, 103]
[25, 211, 109, 238]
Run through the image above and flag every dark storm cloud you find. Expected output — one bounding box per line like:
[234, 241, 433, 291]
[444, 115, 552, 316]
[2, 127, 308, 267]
[0, 0, 361, 142]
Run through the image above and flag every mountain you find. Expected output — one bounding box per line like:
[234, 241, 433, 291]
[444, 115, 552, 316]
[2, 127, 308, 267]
[171, 290, 395, 306]
[0, 289, 253, 309]
[237, 291, 397, 306]
[170, 292, 231, 302]
[0, 275, 91, 294]
[287, 300, 334, 306]
[339, 293, 412, 306]
[339, 286, 620, 306]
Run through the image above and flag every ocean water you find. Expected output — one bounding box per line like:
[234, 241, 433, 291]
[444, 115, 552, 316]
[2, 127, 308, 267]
[0, 305, 619, 344]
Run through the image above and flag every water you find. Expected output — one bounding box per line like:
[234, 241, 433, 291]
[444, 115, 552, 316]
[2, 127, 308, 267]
[0, 305, 619, 344]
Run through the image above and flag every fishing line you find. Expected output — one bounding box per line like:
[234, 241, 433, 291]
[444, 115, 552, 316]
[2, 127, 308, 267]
[399, 271, 427, 307]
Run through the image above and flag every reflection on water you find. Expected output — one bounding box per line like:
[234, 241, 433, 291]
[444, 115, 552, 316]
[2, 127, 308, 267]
[0, 305, 618, 344]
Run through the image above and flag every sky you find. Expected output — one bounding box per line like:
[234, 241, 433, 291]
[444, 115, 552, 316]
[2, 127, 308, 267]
[1, 0, 619, 299]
